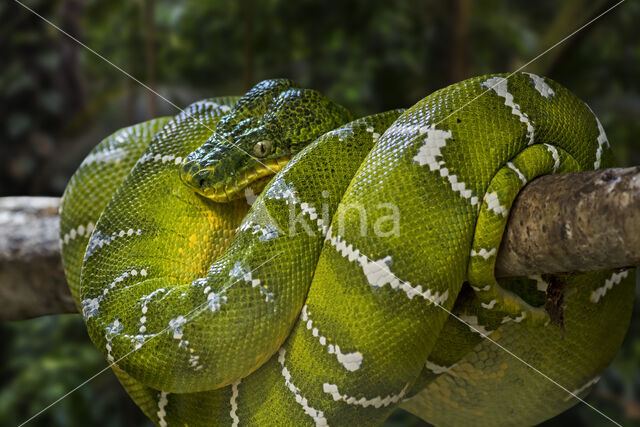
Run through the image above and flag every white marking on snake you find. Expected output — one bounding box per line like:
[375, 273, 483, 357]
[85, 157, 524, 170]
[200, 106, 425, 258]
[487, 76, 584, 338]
[529, 275, 549, 292]
[524, 73, 555, 98]
[140, 288, 165, 314]
[470, 248, 497, 260]
[413, 124, 479, 206]
[139, 152, 183, 165]
[81, 298, 101, 319]
[168, 315, 187, 340]
[482, 77, 535, 145]
[591, 270, 629, 303]
[594, 117, 608, 169]
[207, 291, 228, 310]
[301, 305, 363, 371]
[471, 285, 491, 292]
[105, 339, 114, 363]
[385, 123, 424, 138]
[189, 354, 202, 370]
[585, 104, 609, 170]
[105, 319, 122, 364]
[501, 311, 527, 324]
[323, 382, 409, 409]
[278, 348, 328, 426]
[230, 262, 273, 302]
[153, 297, 203, 368]
[82, 268, 148, 319]
[564, 376, 600, 402]
[299, 202, 329, 233]
[263, 180, 327, 234]
[327, 126, 355, 142]
[84, 227, 143, 260]
[425, 360, 453, 375]
[190, 276, 229, 310]
[265, 180, 299, 204]
[365, 125, 381, 141]
[63, 221, 95, 245]
[484, 192, 508, 217]
[327, 229, 448, 304]
[544, 144, 561, 172]
[129, 333, 145, 351]
[237, 221, 279, 241]
[230, 379, 241, 426]
[81, 147, 129, 166]
[157, 391, 169, 427]
[507, 162, 527, 184]
[202, 100, 220, 108]
[458, 314, 492, 335]
[481, 299, 498, 309]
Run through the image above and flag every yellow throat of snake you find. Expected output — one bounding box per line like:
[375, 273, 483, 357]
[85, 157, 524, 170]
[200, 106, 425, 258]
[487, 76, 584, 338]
[190, 155, 292, 203]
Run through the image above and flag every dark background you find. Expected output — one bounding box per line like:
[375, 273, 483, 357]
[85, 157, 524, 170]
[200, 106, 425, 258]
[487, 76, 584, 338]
[1, 0, 640, 425]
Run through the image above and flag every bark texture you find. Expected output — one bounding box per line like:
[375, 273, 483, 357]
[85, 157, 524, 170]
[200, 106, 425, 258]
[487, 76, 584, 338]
[0, 197, 76, 320]
[495, 166, 640, 277]
[1, 167, 639, 320]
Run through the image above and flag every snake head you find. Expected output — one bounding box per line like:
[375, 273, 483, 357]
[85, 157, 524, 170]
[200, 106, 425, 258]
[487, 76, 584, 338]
[180, 79, 353, 202]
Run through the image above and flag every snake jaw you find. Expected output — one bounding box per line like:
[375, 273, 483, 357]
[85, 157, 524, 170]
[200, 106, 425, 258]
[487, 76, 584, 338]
[185, 155, 292, 202]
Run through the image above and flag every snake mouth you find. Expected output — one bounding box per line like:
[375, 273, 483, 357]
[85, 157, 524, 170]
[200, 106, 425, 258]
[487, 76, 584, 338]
[198, 156, 291, 202]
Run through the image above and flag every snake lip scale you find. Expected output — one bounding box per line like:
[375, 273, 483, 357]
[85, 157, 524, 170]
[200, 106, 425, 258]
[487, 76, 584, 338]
[180, 155, 291, 202]
[60, 73, 634, 426]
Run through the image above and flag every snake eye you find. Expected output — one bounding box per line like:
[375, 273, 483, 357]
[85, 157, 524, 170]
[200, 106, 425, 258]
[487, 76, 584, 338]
[253, 140, 272, 158]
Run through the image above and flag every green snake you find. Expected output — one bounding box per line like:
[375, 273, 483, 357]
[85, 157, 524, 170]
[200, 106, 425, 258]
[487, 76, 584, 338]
[60, 74, 634, 426]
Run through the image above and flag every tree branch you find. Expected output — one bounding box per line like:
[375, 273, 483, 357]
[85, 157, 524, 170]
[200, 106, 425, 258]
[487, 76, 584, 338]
[495, 166, 640, 277]
[0, 197, 75, 320]
[1, 167, 639, 321]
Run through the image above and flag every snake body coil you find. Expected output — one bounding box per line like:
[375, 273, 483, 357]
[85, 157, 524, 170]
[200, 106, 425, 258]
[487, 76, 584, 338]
[60, 74, 634, 426]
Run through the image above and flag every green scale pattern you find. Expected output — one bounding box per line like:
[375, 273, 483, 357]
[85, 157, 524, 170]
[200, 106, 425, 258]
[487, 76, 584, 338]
[60, 74, 634, 426]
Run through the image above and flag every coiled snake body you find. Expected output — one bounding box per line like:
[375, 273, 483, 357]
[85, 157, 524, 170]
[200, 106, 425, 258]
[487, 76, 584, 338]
[60, 74, 634, 426]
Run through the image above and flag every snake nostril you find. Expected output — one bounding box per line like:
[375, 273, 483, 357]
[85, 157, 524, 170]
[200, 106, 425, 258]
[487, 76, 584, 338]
[199, 178, 206, 188]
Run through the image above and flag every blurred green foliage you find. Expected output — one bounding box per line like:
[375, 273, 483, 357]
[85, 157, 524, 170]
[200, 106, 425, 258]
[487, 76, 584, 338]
[1, 0, 640, 425]
[0, 316, 152, 426]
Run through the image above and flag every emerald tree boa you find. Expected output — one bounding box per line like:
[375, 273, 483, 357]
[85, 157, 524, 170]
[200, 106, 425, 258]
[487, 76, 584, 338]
[60, 74, 634, 426]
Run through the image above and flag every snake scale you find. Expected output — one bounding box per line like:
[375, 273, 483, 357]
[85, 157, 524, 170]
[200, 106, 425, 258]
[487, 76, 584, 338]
[60, 73, 634, 426]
